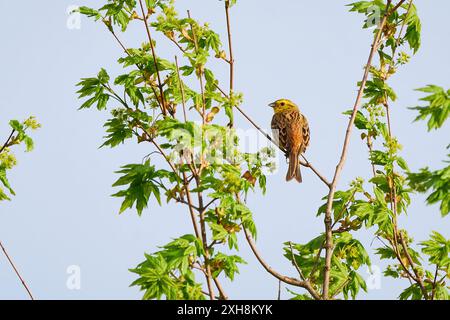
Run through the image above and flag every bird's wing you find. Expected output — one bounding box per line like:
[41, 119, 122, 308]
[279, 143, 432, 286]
[271, 113, 289, 151]
[301, 113, 310, 152]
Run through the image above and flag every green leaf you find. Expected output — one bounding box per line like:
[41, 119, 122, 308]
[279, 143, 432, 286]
[343, 110, 370, 130]
[77, 6, 102, 21]
[9, 120, 23, 132]
[23, 136, 34, 152]
[396, 156, 409, 171]
[399, 283, 423, 300]
[209, 223, 229, 241]
[419, 231, 450, 267]
[210, 253, 246, 281]
[411, 85, 450, 131]
[0, 168, 15, 197]
[112, 160, 172, 215]
[404, 6, 421, 54]
[100, 114, 134, 148]
[408, 161, 450, 217]
[342, 270, 367, 299]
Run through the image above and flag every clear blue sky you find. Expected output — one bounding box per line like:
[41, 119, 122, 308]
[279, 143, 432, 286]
[0, 0, 449, 299]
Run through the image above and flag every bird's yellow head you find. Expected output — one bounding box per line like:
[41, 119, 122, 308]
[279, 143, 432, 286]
[269, 99, 299, 114]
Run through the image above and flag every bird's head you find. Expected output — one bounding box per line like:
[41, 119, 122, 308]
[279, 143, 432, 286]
[269, 99, 299, 114]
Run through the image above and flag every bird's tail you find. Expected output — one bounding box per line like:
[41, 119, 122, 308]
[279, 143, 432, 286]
[286, 152, 302, 183]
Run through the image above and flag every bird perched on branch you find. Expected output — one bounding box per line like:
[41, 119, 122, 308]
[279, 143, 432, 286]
[270, 99, 310, 183]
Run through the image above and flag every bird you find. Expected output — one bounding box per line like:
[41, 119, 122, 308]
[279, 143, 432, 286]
[270, 99, 310, 183]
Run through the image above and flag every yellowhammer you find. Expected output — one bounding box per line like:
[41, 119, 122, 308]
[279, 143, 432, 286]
[270, 99, 310, 183]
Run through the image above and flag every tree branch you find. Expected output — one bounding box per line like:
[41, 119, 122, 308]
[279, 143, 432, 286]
[187, 10, 207, 124]
[213, 277, 228, 300]
[288, 242, 306, 281]
[194, 176, 215, 300]
[175, 56, 188, 122]
[389, 0, 407, 15]
[321, 1, 394, 299]
[225, 0, 235, 127]
[0, 240, 34, 300]
[0, 129, 15, 154]
[431, 264, 439, 300]
[243, 228, 321, 300]
[180, 171, 201, 239]
[399, 233, 429, 299]
[138, 0, 167, 115]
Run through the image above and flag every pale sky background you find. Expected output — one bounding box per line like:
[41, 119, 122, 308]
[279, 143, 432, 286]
[0, 0, 449, 299]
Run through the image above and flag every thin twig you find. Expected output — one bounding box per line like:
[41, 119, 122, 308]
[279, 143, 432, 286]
[243, 228, 321, 300]
[201, 290, 222, 300]
[106, 25, 165, 114]
[0, 130, 15, 154]
[225, 1, 234, 93]
[204, 198, 218, 210]
[180, 173, 201, 240]
[308, 245, 324, 281]
[389, 0, 407, 15]
[109, 29, 131, 55]
[168, 37, 187, 53]
[0, 240, 34, 300]
[174, 196, 200, 212]
[288, 242, 306, 281]
[213, 278, 228, 300]
[190, 171, 215, 300]
[138, 0, 167, 115]
[366, 135, 377, 176]
[330, 278, 350, 300]
[193, 263, 207, 275]
[225, 0, 235, 127]
[277, 280, 281, 300]
[175, 56, 188, 122]
[399, 233, 429, 299]
[300, 155, 331, 187]
[394, 0, 414, 50]
[187, 10, 207, 124]
[431, 264, 439, 300]
[386, 237, 417, 282]
[149, 139, 178, 174]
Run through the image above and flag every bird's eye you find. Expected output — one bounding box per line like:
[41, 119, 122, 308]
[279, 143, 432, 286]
[280, 102, 285, 106]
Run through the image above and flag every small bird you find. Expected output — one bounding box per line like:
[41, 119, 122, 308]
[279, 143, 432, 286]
[270, 99, 310, 183]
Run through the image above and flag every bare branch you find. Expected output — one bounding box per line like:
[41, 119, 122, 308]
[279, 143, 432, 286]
[194, 176, 215, 300]
[0, 240, 34, 300]
[300, 156, 331, 187]
[243, 228, 321, 300]
[225, 0, 235, 127]
[431, 264, 439, 300]
[288, 242, 306, 281]
[213, 278, 228, 300]
[277, 280, 281, 300]
[0, 129, 15, 154]
[389, 0, 408, 15]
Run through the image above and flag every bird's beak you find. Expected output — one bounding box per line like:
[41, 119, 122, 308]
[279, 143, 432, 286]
[268, 102, 276, 108]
